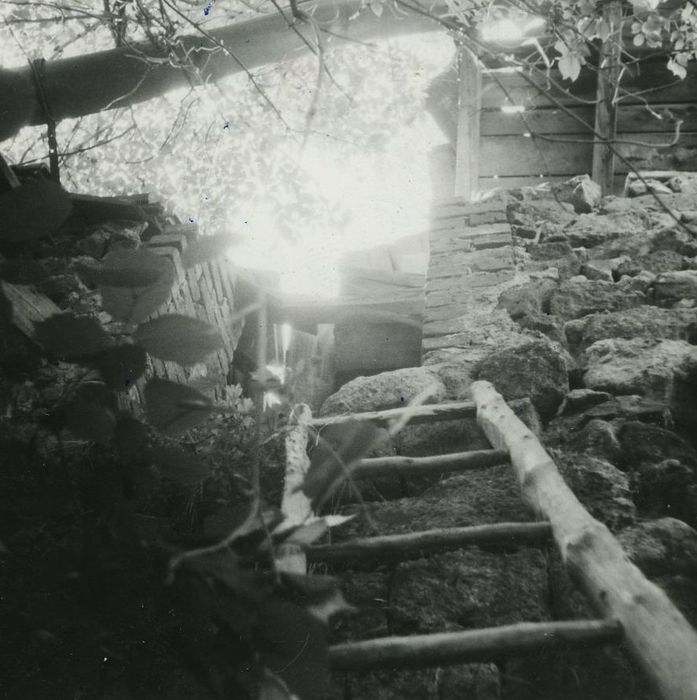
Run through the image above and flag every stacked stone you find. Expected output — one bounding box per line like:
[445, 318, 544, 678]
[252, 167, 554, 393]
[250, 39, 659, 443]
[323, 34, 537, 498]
[423, 198, 516, 357]
[120, 222, 244, 410]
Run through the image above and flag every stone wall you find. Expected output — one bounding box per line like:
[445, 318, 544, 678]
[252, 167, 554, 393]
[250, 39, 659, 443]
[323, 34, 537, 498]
[318, 175, 697, 700]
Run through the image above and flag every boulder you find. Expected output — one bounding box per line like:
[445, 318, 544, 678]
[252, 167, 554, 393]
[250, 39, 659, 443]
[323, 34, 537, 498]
[583, 339, 697, 434]
[617, 421, 697, 469]
[650, 226, 697, 257]
[557, 389, 613, 416]
[319, 367, 446, 416]
[581, 256, 630, 282]
[561, 210, 648, 248]
[515, 313, 566, 345]
[636, 459, 697, 525]
[636, 249, 686, 274]
[529, 241, 575, 260]
[617, 518, 697, 576]
[552, 174, 601, 214]
[564, 306, 697, 354]
[653, 270, 697, 306]
[566, 419, 622, 465]
[496, 278, 558, 319]
[549, 279, 645, 321]
[473, 339, 569, 420]
[554, 451, 636, 531]
[507, 198, 576, 239]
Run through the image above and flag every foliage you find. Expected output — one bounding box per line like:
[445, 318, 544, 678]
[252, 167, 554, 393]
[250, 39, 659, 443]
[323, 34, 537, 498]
[0, 213, 354, 699]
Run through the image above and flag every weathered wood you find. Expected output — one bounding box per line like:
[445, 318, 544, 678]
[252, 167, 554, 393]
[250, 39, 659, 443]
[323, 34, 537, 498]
[1, 281, 61, 340]
[268, 294, 424, 327]
[592, 1, 623, 194]
[479, 132, 697, 178]
[310, 400, 478, 428]
[307, 521, 552, 563]
[353, 448, 509, 477]
[329, 619, 622, 671]
[470, 380, 697, 700]
[480, 60, 697, 110]
[454, 47, 481, 200]
[481, 103, 697, 137]
[276, 404, 313, 575]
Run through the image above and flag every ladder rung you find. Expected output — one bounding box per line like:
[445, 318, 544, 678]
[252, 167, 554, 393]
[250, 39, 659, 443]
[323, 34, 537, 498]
[310, 401, 477, 428]
[307, 522, 552, 563]
[353, 448, 509, 478]
[329, 619, 623, 671]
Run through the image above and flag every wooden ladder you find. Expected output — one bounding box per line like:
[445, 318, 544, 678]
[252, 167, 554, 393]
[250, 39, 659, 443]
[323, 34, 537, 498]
[280, 381, 697, 700]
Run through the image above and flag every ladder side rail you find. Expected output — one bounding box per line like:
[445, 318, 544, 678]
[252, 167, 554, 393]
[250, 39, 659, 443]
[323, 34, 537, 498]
[471, 380, 697, 700]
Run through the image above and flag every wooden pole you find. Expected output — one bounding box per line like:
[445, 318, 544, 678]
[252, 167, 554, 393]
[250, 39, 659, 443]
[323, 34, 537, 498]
[591, 0, 623, 195]
[310, 400, 477, 428]
[329, 619, 622, 671]
[276, 403, 313, 575]
[454, 45, 481, 201]
[470, 380, 697, 700]
[307, 522, 551, 563]
[352, 448, 509, 478]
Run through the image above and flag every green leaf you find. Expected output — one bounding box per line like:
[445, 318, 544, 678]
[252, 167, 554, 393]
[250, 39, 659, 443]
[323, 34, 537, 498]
[557, 52, 582, 82]
[302, 421, 383, 510]
[96, 344, 147, 389]
[34, 312, 111, 359]
[148, 444, 210, 485]
[144, 378, 214, 435]
[98, 248, 175, 324]
[63, 381, 117, 444]
[181, 235, 238, 268]
[134, 314, 224, 366]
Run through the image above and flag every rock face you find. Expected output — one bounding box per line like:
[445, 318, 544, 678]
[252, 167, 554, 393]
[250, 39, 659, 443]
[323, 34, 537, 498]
[549, 279, 645, 321]
[618, 518, 697, 577]
[319, 367, 446, 416]
[554, 451, 636, 531]
[473, 339, 569, 420]
[497, 278, 558, 320]
[564, 306, 697, 353]
[583, 338, 697, 403]
[561, 210, 648, 248]
[653, 270, 697, 306]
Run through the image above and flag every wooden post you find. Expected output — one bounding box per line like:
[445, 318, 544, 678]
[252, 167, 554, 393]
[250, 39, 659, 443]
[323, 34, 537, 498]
[454, 45, 481, 201]
[591, 0, 623, 195]
[275, 403, 313, 575]
[470, 380, 697, 700]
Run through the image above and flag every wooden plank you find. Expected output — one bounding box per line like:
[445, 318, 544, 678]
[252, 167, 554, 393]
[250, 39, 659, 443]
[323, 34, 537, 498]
[479, 132, 697, 178]
[592, 1, 623, 194]
[481, 104, 697, 137]
[481, 60, 697, 110]
[471, 380, 697, 700]
[353, 448, 509, 478]
[1, 281, 61, 339]
[307, 521, 552, 563]
[329, 620, 622, 671]
[454, 47, 481, 201]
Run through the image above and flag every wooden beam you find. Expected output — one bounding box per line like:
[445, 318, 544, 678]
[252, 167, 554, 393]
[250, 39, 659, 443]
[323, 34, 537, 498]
[352, 448, 509, 478]
[470, 380, 697, 700]
[592, 1, 623, 194]
[307, 521, 552, 563]
[329, 619, 623, 671]
[275, 404, 313, 575]
[454, 46, 481, 200]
